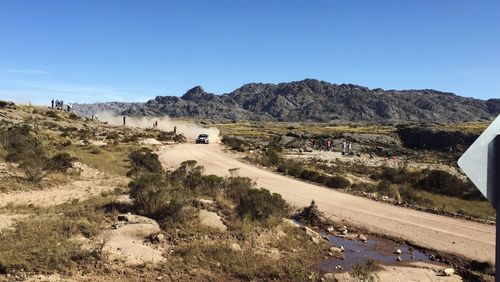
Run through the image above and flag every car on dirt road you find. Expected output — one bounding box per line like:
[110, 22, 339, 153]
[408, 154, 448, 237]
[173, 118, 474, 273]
[196, 134, 210, 144]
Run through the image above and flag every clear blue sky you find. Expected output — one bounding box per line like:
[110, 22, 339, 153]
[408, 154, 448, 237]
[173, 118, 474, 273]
[0, 0, 498, 104]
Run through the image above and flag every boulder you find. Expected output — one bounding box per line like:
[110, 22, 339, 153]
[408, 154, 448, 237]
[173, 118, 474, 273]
[230, 243, 242, 252]
[442, 268, 454, 276]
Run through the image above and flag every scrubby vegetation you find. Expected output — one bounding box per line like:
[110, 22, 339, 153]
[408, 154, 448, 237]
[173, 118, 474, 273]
[0, 196, 115, 275]
[350, 259, 379, 282]
[0, 125, 76, 182]
[126, 148, 163, 177]
[127, 150, 289, 226]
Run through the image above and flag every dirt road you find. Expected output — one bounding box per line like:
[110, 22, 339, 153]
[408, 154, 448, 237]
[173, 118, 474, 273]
[159, 143, 495, 263]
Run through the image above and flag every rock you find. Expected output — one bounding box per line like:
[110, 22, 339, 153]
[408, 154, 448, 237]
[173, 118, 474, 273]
[442, 268, 454, 276]
[328, 252, 334, 256]
[341, 229, 348, 235]
[326, 226, 335, 233]
[311, 237, 320, 244]
[395, 249, 402, 254]
[230, 243, 242, 252]
[330, 247, 343, 253]
[357, 234, 368, 242]
[323, 273, 335, 280]
[397, 256, 402, 261]
[340, 245, 345, 252]
[199, 210, 227, 231]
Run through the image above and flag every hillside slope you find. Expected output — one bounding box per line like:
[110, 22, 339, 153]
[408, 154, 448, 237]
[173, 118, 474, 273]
[74, 79, 499, 122]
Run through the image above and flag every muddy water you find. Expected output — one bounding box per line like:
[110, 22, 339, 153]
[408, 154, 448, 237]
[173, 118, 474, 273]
[319, 232, 431, 272]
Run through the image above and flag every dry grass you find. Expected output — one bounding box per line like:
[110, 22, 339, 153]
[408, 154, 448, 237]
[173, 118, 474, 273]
[415, 191, 495, 220]
[216, 122, 396, 140]
[0, 196, 116, 274]
[65, 144, 134, 176]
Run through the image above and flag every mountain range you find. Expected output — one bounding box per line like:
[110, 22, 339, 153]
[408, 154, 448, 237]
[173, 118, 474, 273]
[74, 79, 500, 122]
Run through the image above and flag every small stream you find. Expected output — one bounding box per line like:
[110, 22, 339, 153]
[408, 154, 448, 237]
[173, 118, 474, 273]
[318, 231, 432, 272]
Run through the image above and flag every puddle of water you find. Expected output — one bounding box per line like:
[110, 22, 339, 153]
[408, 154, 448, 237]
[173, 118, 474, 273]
[319, 232, 431, 272]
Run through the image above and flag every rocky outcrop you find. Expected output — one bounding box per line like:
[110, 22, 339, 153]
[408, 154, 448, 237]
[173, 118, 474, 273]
[396, 126, 479, 150]
[74, 79, 497, 122]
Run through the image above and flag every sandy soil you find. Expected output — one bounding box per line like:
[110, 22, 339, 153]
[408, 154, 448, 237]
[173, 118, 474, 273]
[159, 143, 495, 263]
[101, 214, 165, 265]
[333, 261, 462, 281]
[0, 162, 127, 208]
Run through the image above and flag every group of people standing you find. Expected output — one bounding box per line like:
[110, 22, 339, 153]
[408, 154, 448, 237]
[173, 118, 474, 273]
[341, 140, 353, 155]
[310, 138, 354, 155]
[51, 99, 73, 111]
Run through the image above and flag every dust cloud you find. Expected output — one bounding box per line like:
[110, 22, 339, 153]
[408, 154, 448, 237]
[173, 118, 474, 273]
[95, 112, 221, 142]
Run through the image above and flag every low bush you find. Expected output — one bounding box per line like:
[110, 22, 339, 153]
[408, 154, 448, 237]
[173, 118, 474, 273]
[399, 185, 433, 206]
[323, 176, 351, 189]
[46, 152, 74, 172]
[350, 259, 379, 282]
[222, 136, 249, 152]
[127, 148, 163, 177]
[173, 134, 187, 143]
[129, 173, 170, 219]
[157, 131, 174, 141]
[294, 200, 322, 225]
[236, 188, 288, 221]
[300, 169, 322, 182]
[68, 112, 80, 120]
[376, 181, 399, 199]
[416, 170, 482, 200]
[0, 125, 48, 182]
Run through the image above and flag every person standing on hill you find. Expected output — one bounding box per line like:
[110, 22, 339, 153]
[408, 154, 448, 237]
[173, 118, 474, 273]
[51, 99, 54, 109]
[174, 126, 177, 135]
[123, 116, 126, 126]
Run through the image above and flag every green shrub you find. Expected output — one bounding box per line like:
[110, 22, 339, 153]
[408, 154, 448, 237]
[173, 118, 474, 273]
[323, 176, 351, 189]
[236, 188, 288, 221]
[350, 259, 379, 282]
[0, 125, 48, 182]
[300, 169, 322, 182]
[222, 136, 248, 152]
[129, 173, 170, 219]
[416, 170, 482, 200]
[127, 148, 163, 177]
[399, 185, 433, 206]
[294, 200, 322, 225]
[105, 132, 120, 140]
[376, 181, 399, 199]
[46, 152, 74, 172]
[223, 177, 254, 206]
[173, 134, 187, 143]
[45, 110, 60, 119]
[157, 131, 174, 141]
[68, 112, 80, 120]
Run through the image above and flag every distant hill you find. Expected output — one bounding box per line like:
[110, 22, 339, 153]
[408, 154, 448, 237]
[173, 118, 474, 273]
[74, 79, 500, 122]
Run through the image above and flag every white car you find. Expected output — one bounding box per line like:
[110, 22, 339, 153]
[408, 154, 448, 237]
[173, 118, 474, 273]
[196, 134, 210, 144]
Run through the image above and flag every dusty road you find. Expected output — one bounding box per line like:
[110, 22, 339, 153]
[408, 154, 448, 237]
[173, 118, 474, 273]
[159, 143, 495, 263]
